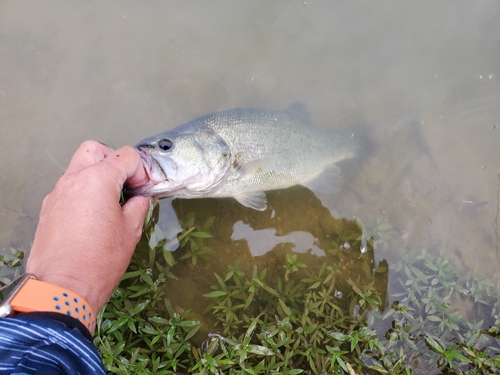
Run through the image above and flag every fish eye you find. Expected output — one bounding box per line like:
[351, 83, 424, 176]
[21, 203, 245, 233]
[158, 138, 173, 151]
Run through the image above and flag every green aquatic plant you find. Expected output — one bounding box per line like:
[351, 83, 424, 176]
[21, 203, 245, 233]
[176, 212, 214, 266]
[283, 253, 307, 281]
[354, 217, 393, 251]
[2, 210, 500, 374]
[0, 247, 24, 285]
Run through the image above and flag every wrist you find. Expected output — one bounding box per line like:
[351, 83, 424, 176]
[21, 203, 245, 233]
[36, 272, 103, 314]
[0, 274, 96, 335]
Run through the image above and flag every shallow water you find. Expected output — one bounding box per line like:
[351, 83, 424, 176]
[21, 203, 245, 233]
[1, 0, 500, 355]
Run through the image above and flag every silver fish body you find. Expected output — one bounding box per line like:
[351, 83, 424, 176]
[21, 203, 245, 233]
[130, 103, 370, 210]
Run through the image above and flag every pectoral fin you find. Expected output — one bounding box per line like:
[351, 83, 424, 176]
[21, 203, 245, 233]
[234, 191, 267, 211]
[237, 158, 274, 177]
[302, 164, 343, 194]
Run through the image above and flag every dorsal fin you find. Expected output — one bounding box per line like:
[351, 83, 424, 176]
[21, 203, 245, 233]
[284, 102, 311, 120]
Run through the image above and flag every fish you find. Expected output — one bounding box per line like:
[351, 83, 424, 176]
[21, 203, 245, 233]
[128, 103, 371, 211]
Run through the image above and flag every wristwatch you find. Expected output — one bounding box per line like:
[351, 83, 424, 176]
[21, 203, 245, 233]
[0, 273, 96, 335]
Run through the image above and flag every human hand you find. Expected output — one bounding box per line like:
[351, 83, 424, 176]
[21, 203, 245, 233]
[26, 141, 150, 314]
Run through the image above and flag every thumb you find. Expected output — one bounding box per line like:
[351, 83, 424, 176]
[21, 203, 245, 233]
[122, 196, 151, 239]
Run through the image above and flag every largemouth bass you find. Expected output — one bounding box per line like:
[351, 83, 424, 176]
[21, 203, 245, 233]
[129, 103, 371, 211]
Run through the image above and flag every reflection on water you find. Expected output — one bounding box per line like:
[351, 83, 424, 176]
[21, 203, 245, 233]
[231, 221, 324, 257]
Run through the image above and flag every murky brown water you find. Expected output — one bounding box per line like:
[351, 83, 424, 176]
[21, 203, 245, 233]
[2, 0, 500, 344]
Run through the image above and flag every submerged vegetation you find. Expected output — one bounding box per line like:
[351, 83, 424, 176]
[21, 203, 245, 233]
[0, 247, 23, 285]
[2, 207, 500, 374]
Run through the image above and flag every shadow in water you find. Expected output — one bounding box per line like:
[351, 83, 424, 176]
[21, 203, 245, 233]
[152, 185, 389, 338]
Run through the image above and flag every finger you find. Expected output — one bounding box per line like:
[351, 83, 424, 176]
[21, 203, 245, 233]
[97, 146, 150, 190]
[65, 141, 114, 175]
[122, 196, 150, 238]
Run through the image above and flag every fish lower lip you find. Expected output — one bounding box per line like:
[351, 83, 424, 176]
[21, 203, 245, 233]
[153, 158, 168, 182]
[137, 149, 168, 182]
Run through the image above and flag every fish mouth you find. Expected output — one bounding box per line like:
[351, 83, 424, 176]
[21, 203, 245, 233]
[124, 148, 170, 198]
[137, 148, 168, 183]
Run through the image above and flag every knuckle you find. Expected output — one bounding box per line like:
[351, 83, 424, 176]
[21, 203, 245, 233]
[78, 140, 101, 152]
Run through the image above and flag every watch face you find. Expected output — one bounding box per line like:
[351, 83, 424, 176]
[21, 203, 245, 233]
[0, 303, 13, 318]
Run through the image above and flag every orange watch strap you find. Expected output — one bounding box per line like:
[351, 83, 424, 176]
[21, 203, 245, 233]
[10, 279, 96, 335]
